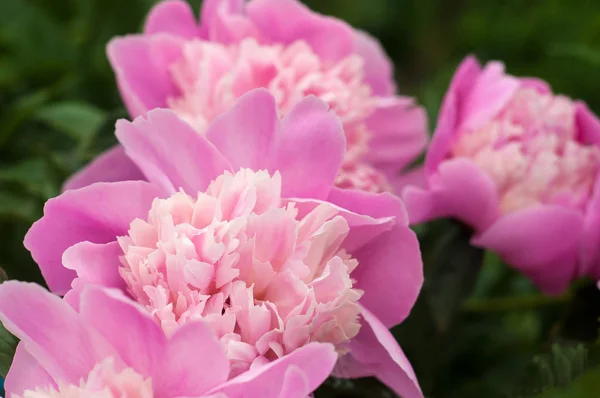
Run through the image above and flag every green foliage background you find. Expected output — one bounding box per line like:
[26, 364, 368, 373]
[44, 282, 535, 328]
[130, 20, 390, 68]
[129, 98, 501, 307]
[1, 0, 600, 397]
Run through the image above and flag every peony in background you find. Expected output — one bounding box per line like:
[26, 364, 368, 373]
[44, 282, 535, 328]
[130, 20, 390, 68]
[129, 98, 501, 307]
[1, 0, 600, 397]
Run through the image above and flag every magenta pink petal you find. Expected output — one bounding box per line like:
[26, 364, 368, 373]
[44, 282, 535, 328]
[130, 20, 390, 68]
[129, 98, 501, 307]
[352, 225, 423, 328]
[24, 181, 163, 295]
[353, 30, 395, 96]
[366, 97, 429, 171]
[576, 101, 600, 146]
[387, 165, 426, 196]
[116, 109, 233, 195]
[209, 342, 337, 397]
[0, 282, 119, 385]
[472, 205, 584, 293]
[519, 77, 551, 94]
[144, 0, 199, 38]
[107, 34, 185, 118]
[269, 96, 345, 199]
[425, 56, 481, 174]
[460, 61, 520, 131]
[79, 286, 229, 396]
[246, 0, 354, 62]
[62, 241, 126, 290]
[335, 306, 423, 398]
[62, 146, 144, 192]
[206, 89, 278, 171]
[579, 174, 600, 276]
[5, 344, 54, 396]
[199, 0, 246, 39]
[403, 158, 500, 231]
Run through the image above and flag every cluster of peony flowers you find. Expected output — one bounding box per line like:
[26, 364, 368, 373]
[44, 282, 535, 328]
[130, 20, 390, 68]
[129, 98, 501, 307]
[4, 0, 600, 397]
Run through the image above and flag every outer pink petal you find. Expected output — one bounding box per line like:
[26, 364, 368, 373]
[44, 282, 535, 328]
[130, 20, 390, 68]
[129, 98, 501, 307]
[353, 30, 395, 96]
[576, 101, 600, 146]
[246, 0, 354, 62]
[62, 241, 126, 290]
[107, 34, 184, 118]
[403, 158, 500, 231]
[79, 286, 229, 396]
[5, 344, 54, 396]
[24, 181, 163, 295]
[388, 165, 426, 196]
[209, 342, 337, 397]
[63, 146, 144, 192]
[199, 0, 257, 43]
[144, 0, 199, 38]
[206, 89, 278, 171]
[269, 96, 345, 200]
[460, 61, 520, 131]
[116, 109, 233, 195]
[352, 225, 423, 328]
[580, 173, 600, 276]
[519, 77, 551, 94]
[334, 306, 423, 398]
[0, 282, 119, 385]
[366, 97, 429, 171]
[425, 56, 482, 174]
[472, 206, 584, 294]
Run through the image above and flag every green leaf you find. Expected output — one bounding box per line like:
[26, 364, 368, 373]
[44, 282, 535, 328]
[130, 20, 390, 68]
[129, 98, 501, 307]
[0, 321, 18, 378]
[535, 365, 600, 398]
[35, 101, 106, 142]
[0, 191, 40, 222]
[0, 159, 56, 198]
[425, 221, 485, 331]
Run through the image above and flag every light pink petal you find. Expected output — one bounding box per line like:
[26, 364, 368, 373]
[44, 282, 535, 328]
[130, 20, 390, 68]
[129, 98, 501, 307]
[63, 146, 144, 192]
[158, 321, 230, 396]
[276, 367, 311, 398]
[0, 282, 118, 385]
[460, 60, 520, 131]
[403, 158, 500, 231]
[519, 77, 552, 94]
[107, 34, 185, 118]
[144, 0, 199, 38]
[472, 206, 584, 294]
[366, 97, 429, 171]
[246, 0, 354, 62]
[352, 225, 423, 328]
[335, 306, 423, 398]
[206, 89, 278, 171]
[24, 181, 163, 295]
[199, 0, 257, 43]
[292, 189, 402, 252]
[62, 241, 126, 290]
[576, 101, 600, 146]
[5, 344, 54, 396]
[79, 286, 229, 396]
[209, 342, 337, 397]
[116, 109, 233, 195]
[353, 30, 395, 96]
[269, 96, 345, 200]
[425, 56, 481, 174]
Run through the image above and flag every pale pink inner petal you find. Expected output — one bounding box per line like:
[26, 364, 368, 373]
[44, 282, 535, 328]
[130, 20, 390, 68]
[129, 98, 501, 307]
[118, 169, 362, 378]
[451, 87, 600, 214]
[167, 37, 389, 192]
[16, 358, 152, 398]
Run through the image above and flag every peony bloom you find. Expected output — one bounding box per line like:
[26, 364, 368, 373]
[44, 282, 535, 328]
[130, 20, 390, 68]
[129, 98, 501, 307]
[65, 0, 428, 194]
[26, 90, 424, 397]
[404, 56, 600, 294]
[0, 281, 337, 397]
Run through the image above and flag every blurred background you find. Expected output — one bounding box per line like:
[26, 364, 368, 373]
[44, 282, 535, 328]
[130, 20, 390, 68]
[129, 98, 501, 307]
[1, 0, 600, 397]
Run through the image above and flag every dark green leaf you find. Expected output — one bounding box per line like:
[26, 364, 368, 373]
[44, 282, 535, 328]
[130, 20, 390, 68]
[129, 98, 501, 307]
[0, 321, 18, 378]
[35, 101, 106, 142]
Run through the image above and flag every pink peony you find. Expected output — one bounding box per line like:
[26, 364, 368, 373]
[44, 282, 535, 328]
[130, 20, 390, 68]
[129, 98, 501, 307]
[26, 90, 424, 397]
[64, 0, 428, 194]
[0, 281, 337, 397]
[404, 56, 600, 294]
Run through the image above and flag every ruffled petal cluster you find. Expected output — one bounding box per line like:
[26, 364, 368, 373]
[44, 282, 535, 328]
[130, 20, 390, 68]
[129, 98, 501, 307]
[119, 169, 362, 375]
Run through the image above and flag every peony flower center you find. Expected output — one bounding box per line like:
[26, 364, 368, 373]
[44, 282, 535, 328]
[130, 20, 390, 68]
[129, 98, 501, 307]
[118, 169, 362, 377]
[451, 88, 600, 213]
[167, 37, 389, 192]
[16, 359, 152, 398]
